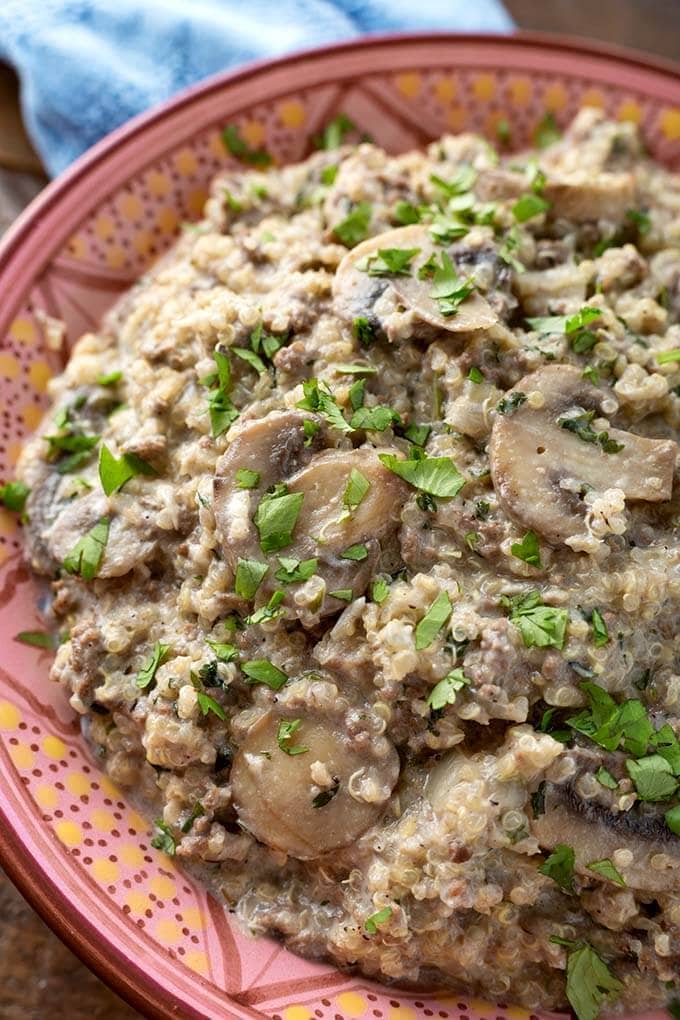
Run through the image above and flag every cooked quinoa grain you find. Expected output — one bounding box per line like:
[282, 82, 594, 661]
[16, 109, 680, 1019]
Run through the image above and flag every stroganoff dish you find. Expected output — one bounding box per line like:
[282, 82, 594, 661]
[11, 109, 680, 1018]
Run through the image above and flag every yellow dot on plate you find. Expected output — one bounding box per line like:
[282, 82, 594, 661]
[543, 82, 567, 111]
[209, 131, 228, 159]
[7, 440, 23, 466]
[504, 1007, 531, 1020]
[9, 317, 36, 345]
[174, 148, 198, 176]
[508, 76, 531, 106]
[21, 403, 44, 430]
[91, 858, 120, 884]
[146, 170, 171, 197]
[94, 215, 115, 240]
[149, 875, 176, 900]
[157, 207, 179, 234]
[337, 992, 368, 1016]
[278, 100, 306, 129]
[118, 192, 144, 221]
[446, 106, 467, 132]
[580, 88, 604, 110]
[99, 775, 121, 798]
[155, 918, 182, 944]
[388, 1006, 416, 1020]
[127, 809, 150, 834]
[125, 890, 151, 914]
[0, 353, 20, 380]
[660, 108, 680, 141]
[284, 1006, 311, 1020]
[617, 100, 641, 124]
[55, 820, 82, 847]
[0, 509, 18, 537]
[472, 74, 496, 102]
[395, 72, 421, 100]
[0, 547, 8, 567]
[91, 808, 116, 832]
[106, 245, 126, 270]
[132, 230, 154, 257]
[9, 743, 34, 769]
[28, 360, 52, 394]
[35, 785, 59, 809]
[187, 189, 208, 218]
[182, 906, 205, 930]
[119, 843, 145, 869]
[42, 734, 66, 760]
[185, 951, 209, 976]
[65, 772, 91, 797]
[434, 77, 457, 104]
[67, 235, 87, 259]
[241, 120, 266, 147]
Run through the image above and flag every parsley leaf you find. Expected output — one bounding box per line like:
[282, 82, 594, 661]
[234, 558, 269, 599]
[534, 112, 561, 149]
[233, 346, 267, 375]
[242, 659, 288, 690]
[626, 755, 678, 802]
[63, 517, 110, 580]
[235, 468, 260, 489]
[334, 202, 372, 247]
[539, 843, 575, 891]
[312, 779, 340, 808]
[329, 588, 353, 602]
[505, 590, 568, 650]
[513, 193, 550, 222]
[558, 411, 624, 454]
[205, 348, 238, 437]
[595, 766, 618, 790]
[297, 378, 351, 433]
[0, 480, 30, 512]
[364, 906, 392, 934]
[361, 247, 420, 276]
[394, 200, 421, 225]
[371, 579, 390, 604]
[150, 819, 176, 856]
[379, 453, 465, 498]
[335, 363, 378, 375]
[511, 530, 541, 567]
[14, 630, 60, 650]
[98, 444, 154, 496]
[428, 251, 475, 317]
[343, 468, 370, 513]
[277, 718, 308, 755]
[254, 486, 304, 553]
[206, 640, 238, 662]
[562, 942, 623, 1020]
[349, 405, 401, 431]
[222, 124, 272, 166]
[626, 207, 651, 235]
[590, 608, 609, 647]
[415, 590, 452, 651]
[136, 641, 170, 690]
[315, 113, 356, 149]
[468, 366, 484, 383]
[496, 392, 526, 415]
[665, 804, 680, 836]
[45, 428, 100, 474]
[196, 689, 227, 720]
[353, 316, 375, 346]
[403, 423, 431, 446]
[274, 556, 318, 584]
[656, 349, 680, 365]
[429, 165, 476, 197]
[587, 859, 626, 886]
[180, 802, 205, 833]
[428, 668, 470, 711]
[245, 590, 285, 625]
[97, 370, 122, 386]
[341, 543, 368, 561]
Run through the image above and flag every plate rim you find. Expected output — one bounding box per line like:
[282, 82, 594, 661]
[0, 29, 678, 1020]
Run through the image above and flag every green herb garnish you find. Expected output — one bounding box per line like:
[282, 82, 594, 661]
[274, 556, 318, 584]
[364, 906, 392, 934]
[62, 517, 109, 580]
[136, 640, 170, 690]
[379, 453, 465, 498]
[428, 668, 469, 711]
[510, 530, 541, 567]
[222, 124, 272, 166]
[235, 468, 260, 489]
[277, 718, 308, 755]
[504, 590, 568, 650]
[415, 590, 452, 651]
[242, 659, 288, 690]
[254, 485, 304, 553]
[539, 843, 575, 891]
[98, 444, 154, 496]
[334, 202, 372, 247]
[513, 193, 550, 222]
[234, 558, 269, 599]
[587, 859, 625, 886]
[0, 480, 30, 512]
[150, 819, 176, 856]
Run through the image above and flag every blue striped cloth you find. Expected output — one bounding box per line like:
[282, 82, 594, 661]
[0, 0, 513, 176]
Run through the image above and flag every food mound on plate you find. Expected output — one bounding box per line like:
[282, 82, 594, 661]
[15, 109, 680, 1018]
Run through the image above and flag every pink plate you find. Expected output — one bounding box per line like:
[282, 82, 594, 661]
[0, 32, 677, 1020]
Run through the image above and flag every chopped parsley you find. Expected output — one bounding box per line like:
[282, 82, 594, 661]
[510, 530, 541, 567]
[98, 443, 154, 496]
[538, 843, 575, 891]
[379, 453, 465, 498]
[97, 370, 122, 386]
[297, 378, 352, 433]
[626, 207, 651, 235]
[195, 688, 227, 720]
[364, 906, 392, 934]
[254, 485, 304, 552]
[503, 590, 568, 650]
[553, 939, 623, 1020]
[235, 468, 260, 489]
[180, 802, 205, 833]
[14, 630, 60, 650]
[234, 558, 269, 599]
[428, 668, 469, 711]
[415, 590, 452, 651]
[314, 113, 356, 149]
[595, 766, 618, 789]
[329, 588, 353, 602]
[312, 779, 340, 808]
[666, 804, 680, 836]
[277, 718, 308, 755]
[0, 480, 30, 512]
[353, 316, 375, 346]
[512, 193, 550, 222]
[498, 225, 524, 272]
[242, 659, 288, 690]
[62, 517, 110, 580]
[246, 590, 285, 625]
[341, 543, 369, 561]
[233, 346, 267, 375]
[204, 348, 238, 438]
[394, 200, 421, 225]
[428, 251, 476, 317]
[534, 112, 561, 149]
[349, 405, 401, 432]
[464, 530, 480, 551]
[587, 858, 625, 886]
[274, 556, 318, 584]
[136, 641, 170, 690]
[222, 124, 272, 166]
[333, 202, 372, 247]
[206, 639, 238, 662]
[303, 419, 320, 445]
[335, 363, 378, 375]
[590, 608, 609, 647]
[496, 391, 526, 415]
[343, 468, 370, 513]
[558, 411, 624, 454]
[250, 319, 288, 362]
[150, 819, 176, 856]
[566, 683, 658, 757]
[403, 422, 431, 446]
[625, 755, 678, 802]
[360, 247, 420, 276]
[45, 427, 100, 475]
[429, 165, 476, 197]
[371, 578, 390, 604]
[467, 366, 484, 384]
[656, 349, 680, 365]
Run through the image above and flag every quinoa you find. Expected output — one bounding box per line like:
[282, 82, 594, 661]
[15, 108, 680, 1018]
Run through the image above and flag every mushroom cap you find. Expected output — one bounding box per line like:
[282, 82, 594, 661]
[489, 365, 677, 545]
[231, 710, 400, 859]
[333, 225, 497, 334]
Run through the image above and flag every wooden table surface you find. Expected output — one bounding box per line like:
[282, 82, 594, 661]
[0, 5, 677, 1018]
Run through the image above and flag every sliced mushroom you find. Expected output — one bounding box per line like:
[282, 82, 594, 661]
[231, 709, 400, 859]
[47, 491, 157, 577]
[543, 173, 635, 224]
[489, 365, 676, 545]
[333, 225, 497, 335]
[532, 749, 680, 893]
[514, 262, 593, 317]
[475, 168, 525, 203]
